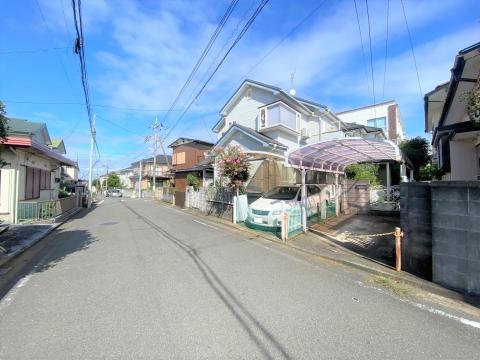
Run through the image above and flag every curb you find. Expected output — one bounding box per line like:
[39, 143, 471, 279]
[0, 208, 84, 269]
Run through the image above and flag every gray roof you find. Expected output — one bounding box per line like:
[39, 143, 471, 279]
[343, 122, 384, 133]
[168, 137, 214, 148]
[131, 154, 172, 167]
[7, 118, 44, 135]
[231, 124, 287, 149]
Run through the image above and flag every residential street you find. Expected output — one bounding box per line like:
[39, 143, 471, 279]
[0, 199, 479, 359]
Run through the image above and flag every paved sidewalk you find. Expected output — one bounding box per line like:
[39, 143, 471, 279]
[0, 224, 55, 268]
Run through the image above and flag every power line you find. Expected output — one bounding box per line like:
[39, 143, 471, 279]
[95, 115, 146, 136]
[164, 0, 270, 141]
[381, 0, 390, 101]
[230, 0, 328, 93]
[364, 0, 376, 117]
[161, 0, 240, 127]
[400, 0, 423, 97]
[34, 0, 75, 92]
[353, 0, 373, 103]
[0, 46, 71, 55]
[2, 99, 181, 112]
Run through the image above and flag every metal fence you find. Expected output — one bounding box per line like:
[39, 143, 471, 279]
[204, 186, 234, 204]
[17, 196, 78, 222]
[370, 185, 400, 210]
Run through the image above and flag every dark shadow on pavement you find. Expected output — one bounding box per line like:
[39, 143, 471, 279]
[0, 228, 97, 301]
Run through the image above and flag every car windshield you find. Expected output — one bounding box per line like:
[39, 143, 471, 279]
[262, 186, 299, 200]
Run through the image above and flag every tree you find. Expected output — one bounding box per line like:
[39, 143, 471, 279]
[216, 145, 250, 192]
[186, 173, 200, 191]
[0, 101, 10, 166]
[345, 163, 379, 186]
[106, 173, 121, 189]
[399, 137, 430, 180]
[419, 163, 438, 181]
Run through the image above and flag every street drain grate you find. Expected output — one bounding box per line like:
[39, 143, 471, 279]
[100, 221, 119, 226]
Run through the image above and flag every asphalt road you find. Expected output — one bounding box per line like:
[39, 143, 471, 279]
[0, 198, 479, 359]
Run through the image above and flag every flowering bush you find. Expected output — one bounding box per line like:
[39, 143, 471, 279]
[216, 145, 250, 192]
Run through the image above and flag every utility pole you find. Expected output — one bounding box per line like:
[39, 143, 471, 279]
[105, 162, 109, 193]
[87, 114, 96, 208]
[152, 117, 159, 193]
[138, 158, 143, 198]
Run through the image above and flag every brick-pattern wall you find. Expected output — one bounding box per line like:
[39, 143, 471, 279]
[387, 104, 397, 142]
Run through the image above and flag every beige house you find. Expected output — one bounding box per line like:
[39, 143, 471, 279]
[424, 42, 480, 180]
[0, 118, 76, 223]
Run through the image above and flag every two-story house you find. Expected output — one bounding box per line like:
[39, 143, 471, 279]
[168, 137, 214, 207]
[0, 118, 76, 223]
[336, 100, 406, 144]
[130, 155, 172, 190]
[49, 138, 79, 184]
[211, 79, 389, 197]
[424, 42, 480, 181]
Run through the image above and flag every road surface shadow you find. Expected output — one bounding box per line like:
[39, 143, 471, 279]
[0, 229, 96, 301]
[122, 201, 292, 360]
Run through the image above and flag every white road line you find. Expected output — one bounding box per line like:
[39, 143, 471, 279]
[0, 275, 32, 313]
[97, 200, 105, 205]
[411, 302, 480, 329]
[193, 219, 219, 230]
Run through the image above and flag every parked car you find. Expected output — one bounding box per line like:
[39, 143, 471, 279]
[108, 189, 123, 198]
[247, 185, 326, 228]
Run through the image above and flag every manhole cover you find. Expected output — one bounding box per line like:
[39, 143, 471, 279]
[100, 221, 119, 226]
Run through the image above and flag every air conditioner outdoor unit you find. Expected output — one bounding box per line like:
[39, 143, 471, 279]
[301, 127, 311, 139]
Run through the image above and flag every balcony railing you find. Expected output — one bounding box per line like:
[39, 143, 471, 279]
[130, 169, 169, 178]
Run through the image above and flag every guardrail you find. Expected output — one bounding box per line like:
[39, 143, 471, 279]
[17, 196, 78, 222]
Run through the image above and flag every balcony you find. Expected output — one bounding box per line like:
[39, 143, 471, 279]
[130, 168, 169, 178]
[258, 101, 300, 134]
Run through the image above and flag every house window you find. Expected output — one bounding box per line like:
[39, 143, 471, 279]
[265, 103, 297, 130]
[173, 152, 185, 165]
[26, 167, 51, 200]
[367, 117, 387, 131]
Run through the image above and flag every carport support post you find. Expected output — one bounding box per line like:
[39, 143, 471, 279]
[301, 168, 307, 232]
[386, 162, 391, 201]
[334, 173, 340, 216]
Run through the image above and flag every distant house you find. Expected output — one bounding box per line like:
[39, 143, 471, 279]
[336, 100, 406, 144]
[130, 154, 172, 190]
[168, 137, 214, 206]
[118, 167, 134, 189]
[0, 118, 76, 223]
[49, 138, 79, 183]
[424, 42, 480, 181]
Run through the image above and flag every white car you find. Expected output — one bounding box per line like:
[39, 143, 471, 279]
[247, 185, 326, 228]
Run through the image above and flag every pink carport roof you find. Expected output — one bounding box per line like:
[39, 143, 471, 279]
[287, 138, 401, 174]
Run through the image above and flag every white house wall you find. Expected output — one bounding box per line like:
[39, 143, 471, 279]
[218, 87, 278, 137]
[449, 138, 478, 180]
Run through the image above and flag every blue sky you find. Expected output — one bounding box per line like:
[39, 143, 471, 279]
[1, 0, 478, 178]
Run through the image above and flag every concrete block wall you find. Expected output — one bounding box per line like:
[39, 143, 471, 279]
[342, 180, 370, 215]
[400, 183, 432, 279]
[431, 181, 480, 296]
